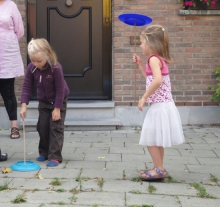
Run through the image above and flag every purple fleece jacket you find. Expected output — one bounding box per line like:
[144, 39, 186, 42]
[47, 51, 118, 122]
[21, 62, 70, 108]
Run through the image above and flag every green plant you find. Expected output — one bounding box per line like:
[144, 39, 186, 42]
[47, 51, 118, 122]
[148, 184, 156, 194]
[210, 174, 218, 182]
[51, 201, 66, 205]
[131, 176, 142, 182]
[76, 174, 83, 191]
[0, 179, 10, 191]
[191, 182, 216, 198]
[97, 178, 105, 190]
[57, 188, 65, 193]
[50, 178, 62, 186]
[69, 195, 78, 202]
[130, 190, 142, 194]
[129, 205, 154, 207]
[11, 195, 26, 203]
[165, 175, 181, 183]
[209, 67, 220, 103]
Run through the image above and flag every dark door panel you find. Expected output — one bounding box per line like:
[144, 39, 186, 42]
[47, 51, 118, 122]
[27, 0, 112, 100]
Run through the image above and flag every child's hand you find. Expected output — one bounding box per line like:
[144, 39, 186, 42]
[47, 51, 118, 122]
[20, 104, 27, 120]
[133, 54, 142, 65]
[138, 97, 146, 111]
[52, 108, 61, 121]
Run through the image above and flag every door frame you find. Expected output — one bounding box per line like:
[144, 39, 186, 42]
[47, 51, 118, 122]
[26, 0, 112, 100]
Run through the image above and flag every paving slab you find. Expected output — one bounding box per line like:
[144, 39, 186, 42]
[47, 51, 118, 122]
[65, 161, 106, 169]
[110, 147, 145, 154]
[201, 185, 220, 198]
[186, 165, 220, 174]
[75, 147, 109, 154]
[197, 157, 220, 165]
[69, 192, 125, 206]
[178, 196, 220, 207]
[167, 172, 214, 185]
[106, 161, 146, 171]
[126, 194, 179, 207]
[80, 169, 123, 180]
[202, 137, 220, 143]
[151, 183, 198, 196]
[88, 179, 149, 193]
[178, 149, 217, 158]
[10, 178, 52, 190]
[25, 191, 73, 204]
[0, 190, 24, 203]
[84, 153, 121, 162]
[214, 149, 220, 157]
[193, 128, 220, 133]
[112, 137, 140, 142]
[190, 143, 220, 150]
[90, 142, 125, 147]
[184, 137, 207, 144]
[38, 169, 80, 179]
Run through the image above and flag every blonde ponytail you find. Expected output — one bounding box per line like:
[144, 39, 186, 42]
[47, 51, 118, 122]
[28, 38, 57, 66]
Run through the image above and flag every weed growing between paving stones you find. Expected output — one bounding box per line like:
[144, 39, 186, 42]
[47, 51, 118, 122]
[165, 175, 182, 183]
[50, 178, 62, 186]
[0, 179, 10, 191]
[32, 188, 39, 192]
[51, 201, 67, 205]
[76, 173, 83, 191]
[70, 187, 80, 194]
[131, 176, 142, 182]
[148, 184, 156, 194]
[96, 177, 105, 191]
[210, 174, 218, 182]
[57, 188, 66, 192]
[191, 182, 216, 198]
[174, 195, 181, 205]
[69, 195, 78, 202]
[11, 195, 26, 203]
[92, 205, 98, 207]
[129, 205, 154, 207]
[130, 190, 142, 194]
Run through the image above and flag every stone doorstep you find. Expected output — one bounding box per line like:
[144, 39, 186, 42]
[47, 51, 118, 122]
[27, 100, 115, 108]
[20, 118, 122, 131]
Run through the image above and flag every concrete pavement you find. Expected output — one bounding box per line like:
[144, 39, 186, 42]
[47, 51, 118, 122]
[0, 125, 220, 207]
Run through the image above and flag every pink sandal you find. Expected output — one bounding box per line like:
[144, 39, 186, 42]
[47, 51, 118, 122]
[140, 167, 167, 181]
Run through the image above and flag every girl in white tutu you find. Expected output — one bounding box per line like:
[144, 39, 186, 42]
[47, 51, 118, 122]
[133, 25, 185, 181]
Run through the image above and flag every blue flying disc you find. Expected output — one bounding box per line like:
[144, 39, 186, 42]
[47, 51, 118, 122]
[10, 161, 40, 172]
[118, 13, 152, 26]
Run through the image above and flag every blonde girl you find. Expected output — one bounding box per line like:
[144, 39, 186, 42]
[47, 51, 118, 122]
[20, 38, 70, 167]
[133, 25, 185, 180]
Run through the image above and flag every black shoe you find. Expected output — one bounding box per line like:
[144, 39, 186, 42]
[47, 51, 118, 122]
[0, 149, 8, 162]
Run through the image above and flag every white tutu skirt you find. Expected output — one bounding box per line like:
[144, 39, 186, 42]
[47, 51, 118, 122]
[139, 102, 185, 148]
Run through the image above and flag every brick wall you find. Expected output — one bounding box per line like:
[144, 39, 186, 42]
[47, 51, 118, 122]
[113, 0, 220, 106]
[3, 0, 220, 107]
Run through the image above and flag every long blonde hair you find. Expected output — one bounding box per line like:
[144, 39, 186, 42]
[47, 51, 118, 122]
[28, 38, 57, 66]
[141, 25, 172, 63]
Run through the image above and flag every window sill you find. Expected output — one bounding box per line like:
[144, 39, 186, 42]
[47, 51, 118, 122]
[178, 10, 220, 16]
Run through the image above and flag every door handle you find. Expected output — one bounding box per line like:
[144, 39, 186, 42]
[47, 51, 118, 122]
[66, 0, 73, 7]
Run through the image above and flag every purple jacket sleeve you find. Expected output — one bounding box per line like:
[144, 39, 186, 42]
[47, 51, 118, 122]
[21, 64, 34, 105]
[12, 2, 24, 40]
[54, 63, 66, 108]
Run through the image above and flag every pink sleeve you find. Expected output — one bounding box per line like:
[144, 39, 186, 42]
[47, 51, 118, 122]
[12, 3, 24, 41]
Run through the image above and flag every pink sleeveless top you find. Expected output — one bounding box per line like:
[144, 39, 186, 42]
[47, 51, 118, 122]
[146, 55, 173, 103]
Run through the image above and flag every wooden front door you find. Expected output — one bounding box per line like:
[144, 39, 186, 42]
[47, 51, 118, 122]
[28, 0, 112, 100]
